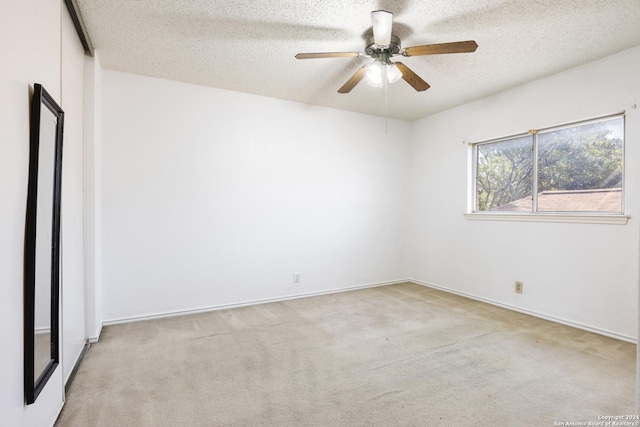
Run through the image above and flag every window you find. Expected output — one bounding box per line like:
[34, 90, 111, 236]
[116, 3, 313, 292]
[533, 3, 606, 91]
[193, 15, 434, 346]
[476, 134, 533, 212]
[472, 114, 624, 215]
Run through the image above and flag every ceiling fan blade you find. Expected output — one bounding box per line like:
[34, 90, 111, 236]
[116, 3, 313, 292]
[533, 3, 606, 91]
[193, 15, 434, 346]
[394, 62, 430, 92]
[371, 10, 393, 47]
[295, 52, 361, 59]
[338, 65, 368, 94]
[403, 40, 478, 56]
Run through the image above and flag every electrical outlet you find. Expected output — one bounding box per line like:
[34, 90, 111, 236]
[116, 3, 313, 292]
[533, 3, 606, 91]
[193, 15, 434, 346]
[293, 273, 300, 283]
[515, 281, 523, 293]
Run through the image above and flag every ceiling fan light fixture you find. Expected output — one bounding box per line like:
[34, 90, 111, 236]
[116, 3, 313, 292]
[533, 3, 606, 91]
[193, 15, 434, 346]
[387, 62, 402, 84]
[367, 61, 384, 87]
[367, 61, 404, 87]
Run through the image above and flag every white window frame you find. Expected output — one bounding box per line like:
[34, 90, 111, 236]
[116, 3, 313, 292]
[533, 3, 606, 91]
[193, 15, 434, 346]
[465, 112, 629, 225]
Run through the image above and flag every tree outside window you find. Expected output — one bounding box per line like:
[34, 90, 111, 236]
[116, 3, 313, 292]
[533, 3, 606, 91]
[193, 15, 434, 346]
[474, 115, 623, 213]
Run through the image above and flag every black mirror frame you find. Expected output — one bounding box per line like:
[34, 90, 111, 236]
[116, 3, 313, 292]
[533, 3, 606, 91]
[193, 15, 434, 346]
[24, 83, 64, 405]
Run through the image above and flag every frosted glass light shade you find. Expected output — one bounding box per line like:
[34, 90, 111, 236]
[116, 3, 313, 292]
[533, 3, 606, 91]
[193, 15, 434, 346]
[387, 63, 402, 83]
[371, 10, 393, 47]
[367, 61, 384, 87]
[367, 61, 403, 87]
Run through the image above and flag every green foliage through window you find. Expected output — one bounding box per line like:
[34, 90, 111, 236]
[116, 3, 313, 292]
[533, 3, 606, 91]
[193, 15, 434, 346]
[477, 135, 533, 212]
[474, 115, 623, 213]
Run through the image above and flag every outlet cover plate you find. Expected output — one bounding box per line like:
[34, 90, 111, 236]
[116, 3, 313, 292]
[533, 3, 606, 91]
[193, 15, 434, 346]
[515, 281, 523, 293]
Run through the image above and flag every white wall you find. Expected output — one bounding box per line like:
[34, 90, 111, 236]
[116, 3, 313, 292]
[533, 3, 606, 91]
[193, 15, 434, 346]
[409, 46, 640, 341]
[0, 1, 87, 426]
[101, 71, 411, 322]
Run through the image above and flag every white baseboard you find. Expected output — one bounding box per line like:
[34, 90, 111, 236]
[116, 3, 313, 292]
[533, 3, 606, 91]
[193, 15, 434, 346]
[87, 322, 103, 343]
[64, 340, 91, 394]
[103, 278, 412, 326]
[410, 279, 636, 344]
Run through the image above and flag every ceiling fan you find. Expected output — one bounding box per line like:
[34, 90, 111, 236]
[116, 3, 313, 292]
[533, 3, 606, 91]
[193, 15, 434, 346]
[295, 10, 478, 94]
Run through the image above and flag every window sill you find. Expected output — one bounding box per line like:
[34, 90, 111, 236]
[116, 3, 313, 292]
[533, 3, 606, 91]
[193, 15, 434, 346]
[463, 212, 630, 225]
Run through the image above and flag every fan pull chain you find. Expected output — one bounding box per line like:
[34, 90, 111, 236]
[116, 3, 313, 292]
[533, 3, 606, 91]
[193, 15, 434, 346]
[384, 64, 389, 134]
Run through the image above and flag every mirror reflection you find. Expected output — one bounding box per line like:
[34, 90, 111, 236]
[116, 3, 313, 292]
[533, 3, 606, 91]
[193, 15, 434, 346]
[33, 107, 56, 380]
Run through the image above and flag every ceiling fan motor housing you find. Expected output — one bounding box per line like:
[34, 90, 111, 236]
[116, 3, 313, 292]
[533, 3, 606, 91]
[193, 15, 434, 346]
[365, 34, 401, 58]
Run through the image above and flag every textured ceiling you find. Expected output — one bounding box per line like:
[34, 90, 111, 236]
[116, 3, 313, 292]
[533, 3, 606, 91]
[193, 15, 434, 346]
[75, 0, 640, 121]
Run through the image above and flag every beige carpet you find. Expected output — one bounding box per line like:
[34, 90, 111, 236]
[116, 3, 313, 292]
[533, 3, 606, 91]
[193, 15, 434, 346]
[56, 283, 636, 426]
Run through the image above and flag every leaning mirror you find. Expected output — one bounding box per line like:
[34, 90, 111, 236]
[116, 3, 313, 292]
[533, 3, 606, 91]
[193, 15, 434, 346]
[25, 83, 64, 404]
